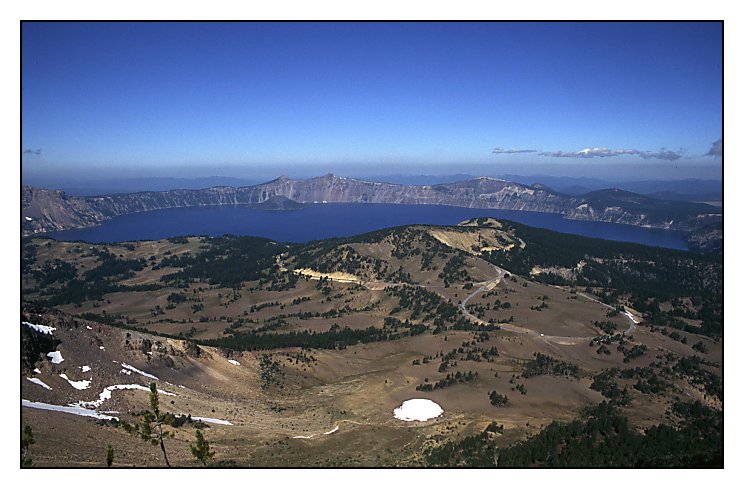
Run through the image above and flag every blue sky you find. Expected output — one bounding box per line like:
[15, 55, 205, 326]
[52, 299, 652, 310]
[21, 22, 722, 182]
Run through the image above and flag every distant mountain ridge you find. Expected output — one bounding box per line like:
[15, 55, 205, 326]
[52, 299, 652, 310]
[21, 174, 722, 251]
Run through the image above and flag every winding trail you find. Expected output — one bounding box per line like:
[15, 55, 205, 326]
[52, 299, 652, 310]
[457, 267, 639, 344]
[292, 424, 340, 439]
[576, 291, 638, 336]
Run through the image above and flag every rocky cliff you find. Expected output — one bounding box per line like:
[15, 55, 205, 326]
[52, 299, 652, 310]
[21, 174, 722, 250]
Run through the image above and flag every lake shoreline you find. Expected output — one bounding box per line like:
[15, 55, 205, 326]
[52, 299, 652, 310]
[43, 203, 690, 251]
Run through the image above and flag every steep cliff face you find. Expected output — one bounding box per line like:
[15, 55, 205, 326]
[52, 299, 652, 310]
[21, 174, 722, 244]
[270, 174, 571, 212]
[565, 188, 722, 232]
[22, 187, 103, 235]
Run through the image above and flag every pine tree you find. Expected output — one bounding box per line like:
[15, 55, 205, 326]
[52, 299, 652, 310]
[121, 382, 173, 467]
[21, 425, 35, 467]
[106, 445, 114, 468]
[190, 430, 215, 467]
[145, 382, 172, 466]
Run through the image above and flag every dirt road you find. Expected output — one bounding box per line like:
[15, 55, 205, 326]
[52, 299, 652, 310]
[457, 268, 639, 344]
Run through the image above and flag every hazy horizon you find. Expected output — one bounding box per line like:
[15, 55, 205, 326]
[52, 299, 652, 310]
[22, 163, 722, 187]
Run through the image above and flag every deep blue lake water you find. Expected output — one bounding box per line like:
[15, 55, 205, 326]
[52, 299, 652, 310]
[45, 203, 689, 250]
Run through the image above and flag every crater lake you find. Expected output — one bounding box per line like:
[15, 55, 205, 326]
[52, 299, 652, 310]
[44, 203, 690, 250]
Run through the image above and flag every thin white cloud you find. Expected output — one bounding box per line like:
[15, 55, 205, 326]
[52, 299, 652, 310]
[537, 147, 683, 161]
[637, 149, 684, 161]
[538, 147, 634, 158]
[492, 147, 537, 154]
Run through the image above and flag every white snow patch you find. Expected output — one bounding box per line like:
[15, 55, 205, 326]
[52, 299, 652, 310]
[33, 368, 41, 374]
[323, 426, 339, 435]
[119, 369, 132, 375]
[99, 346, 105, 350]
[86, 325, 93, 330]
[228, 359, 240, 366]
[120, 363, 159, 380]
[191, 416, 233, 426]
[81, 365, 91, 373]
[27, 378, 52, 390]
[76, 384, 176, 409]
[22, 399, 117, 420]
[25, 216, 33, 221]
[393, 399, 444, 422]
[23, 321, 56, 335]
[59, 373, 91, 390]
[47, 351, 64, 364]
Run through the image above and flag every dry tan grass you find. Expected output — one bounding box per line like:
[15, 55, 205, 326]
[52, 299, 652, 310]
[428, 228, 517, 255]
[22, 233, 722, 467]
